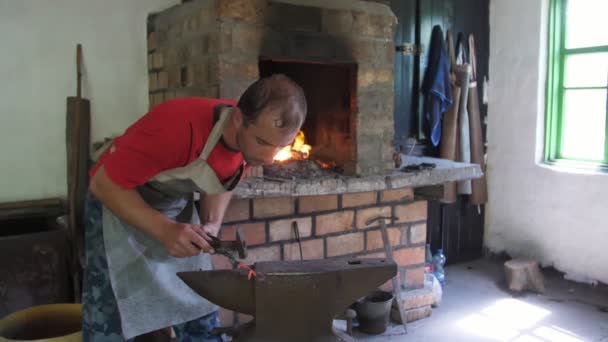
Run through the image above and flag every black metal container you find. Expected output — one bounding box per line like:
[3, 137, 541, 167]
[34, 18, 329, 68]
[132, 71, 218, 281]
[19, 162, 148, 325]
[354, 290, 394, 335]
[0, 201, 72, 317]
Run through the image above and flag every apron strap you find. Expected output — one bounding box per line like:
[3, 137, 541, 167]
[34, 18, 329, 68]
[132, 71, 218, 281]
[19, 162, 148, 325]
[199, 106, 233, 161]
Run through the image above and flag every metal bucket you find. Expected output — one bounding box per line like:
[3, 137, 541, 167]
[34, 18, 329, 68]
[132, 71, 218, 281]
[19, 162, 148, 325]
[0, 304, 81, 341]
[354, 290, 394, 335]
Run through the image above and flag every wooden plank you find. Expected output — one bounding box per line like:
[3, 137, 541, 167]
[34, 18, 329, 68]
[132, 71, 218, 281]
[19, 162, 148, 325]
[0, 199, 66, 221]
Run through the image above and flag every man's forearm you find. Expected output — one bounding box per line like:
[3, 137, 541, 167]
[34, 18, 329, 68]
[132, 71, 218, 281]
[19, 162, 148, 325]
[90, 166, 172, 242]
[200, 191, 233, 235]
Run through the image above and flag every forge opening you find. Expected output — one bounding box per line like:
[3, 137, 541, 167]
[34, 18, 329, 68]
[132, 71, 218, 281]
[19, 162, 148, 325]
[259, 58, 357, 174]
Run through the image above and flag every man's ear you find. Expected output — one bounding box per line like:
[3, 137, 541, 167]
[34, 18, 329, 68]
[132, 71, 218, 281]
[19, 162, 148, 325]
[232, 107, 244, 128]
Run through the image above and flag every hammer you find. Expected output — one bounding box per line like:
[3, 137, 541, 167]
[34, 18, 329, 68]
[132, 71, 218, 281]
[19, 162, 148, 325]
[365, 215, 408, 333]
[207, 227, 248, 259]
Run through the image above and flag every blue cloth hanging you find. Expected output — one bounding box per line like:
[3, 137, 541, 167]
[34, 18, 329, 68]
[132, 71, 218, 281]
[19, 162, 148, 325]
[421, 25, 453, 146]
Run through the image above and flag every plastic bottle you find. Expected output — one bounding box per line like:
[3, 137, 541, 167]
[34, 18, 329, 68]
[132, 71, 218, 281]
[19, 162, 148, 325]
[432, 249, 447, 285]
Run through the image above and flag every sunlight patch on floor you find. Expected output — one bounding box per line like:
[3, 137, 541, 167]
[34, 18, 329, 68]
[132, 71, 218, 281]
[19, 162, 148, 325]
[456, 299, 586, 342]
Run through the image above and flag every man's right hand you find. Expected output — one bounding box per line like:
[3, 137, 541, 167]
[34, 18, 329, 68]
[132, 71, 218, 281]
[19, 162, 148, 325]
[160, 222, 215, 258]
[90, 166, 215, 258]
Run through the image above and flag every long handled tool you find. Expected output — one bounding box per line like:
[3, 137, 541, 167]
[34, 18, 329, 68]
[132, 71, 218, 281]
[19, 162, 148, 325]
[467, 34, 488, 205]
[66, 44, 90, 302]
[366, 215, 408, 333]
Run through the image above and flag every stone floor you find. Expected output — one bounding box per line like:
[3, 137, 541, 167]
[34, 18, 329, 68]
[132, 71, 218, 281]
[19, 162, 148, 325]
[337, 258, 608, 341]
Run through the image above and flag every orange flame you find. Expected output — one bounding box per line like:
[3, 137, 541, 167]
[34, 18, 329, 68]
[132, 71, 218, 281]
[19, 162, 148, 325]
[273, 131, 312, 162]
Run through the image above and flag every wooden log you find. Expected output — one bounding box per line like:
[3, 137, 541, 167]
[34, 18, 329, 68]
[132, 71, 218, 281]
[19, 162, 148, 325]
[504, 259, 545, 293]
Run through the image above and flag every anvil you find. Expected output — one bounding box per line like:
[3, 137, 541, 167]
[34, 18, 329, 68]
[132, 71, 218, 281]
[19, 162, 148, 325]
[178, 258, 397, 342]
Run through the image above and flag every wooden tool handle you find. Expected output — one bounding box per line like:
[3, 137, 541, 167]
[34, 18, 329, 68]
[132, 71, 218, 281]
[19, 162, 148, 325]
[468, 34, 477, 81]
[76, 44, 82, 99]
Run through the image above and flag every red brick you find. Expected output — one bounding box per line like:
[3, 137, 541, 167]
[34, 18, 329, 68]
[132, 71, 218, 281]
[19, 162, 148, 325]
[402, 267, 425, 290]
[165, 49, 178, 67]
[322, 9, 354, 34]
[218, 308, 235, 327]
[253, 197, 294, 219]
[232, 24, 265, 54]
[395, 201, 427, 224]
[283, 238, 324, 261]
[223, 198, 250, 223]
[391, 305, 432, 323]
[366, 228, 401, 250]
[148, 31, 158, 52]
[393, 247, 425, 267]
[212, 253, 232, 270]
[357, 252, 387, 259]
[165, 90, 177, 100]
[152, 93, 164, 107]
[168, 67, 181, 88]
[327, 232, 364, 257]
[220, 222, 266, 246]
[342, 192, 377, 208]
[358, 68, 375, 89]
[356, 206, 391, 228]
[299, 195, 338, 213]
[152, 52, 164, 69]
[409, 224, 427, 245]
[149, 73, 158, 91]
[198, 6, 215, 26]
[157, 71, 168, 89]
[215, 0, 266, 24]
[218, 60, 258, 80]
[316, 211, 354, 235]
[269, 217, 312, 242]
[242, 245, 281, 264]
[381, 188, 414, 203]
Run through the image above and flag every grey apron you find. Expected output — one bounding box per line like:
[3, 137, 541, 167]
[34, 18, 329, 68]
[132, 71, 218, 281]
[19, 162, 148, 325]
[101, 107, 244, 339]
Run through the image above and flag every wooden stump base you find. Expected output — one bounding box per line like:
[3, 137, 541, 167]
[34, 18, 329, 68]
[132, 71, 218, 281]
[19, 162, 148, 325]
[504, 259, 545, 293]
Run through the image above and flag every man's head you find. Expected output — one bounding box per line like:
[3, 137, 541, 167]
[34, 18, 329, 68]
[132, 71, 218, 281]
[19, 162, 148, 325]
[232, 74, 307, 166]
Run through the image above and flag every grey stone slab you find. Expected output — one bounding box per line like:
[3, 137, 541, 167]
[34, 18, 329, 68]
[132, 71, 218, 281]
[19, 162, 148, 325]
[233, 156, 483, 198]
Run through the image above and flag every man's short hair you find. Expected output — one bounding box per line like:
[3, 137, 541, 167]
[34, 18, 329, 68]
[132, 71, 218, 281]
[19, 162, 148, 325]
[237, 74, 307, 130]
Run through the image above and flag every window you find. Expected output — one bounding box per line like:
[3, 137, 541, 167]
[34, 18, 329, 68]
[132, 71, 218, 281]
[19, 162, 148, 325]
[545, 0, 608, 168]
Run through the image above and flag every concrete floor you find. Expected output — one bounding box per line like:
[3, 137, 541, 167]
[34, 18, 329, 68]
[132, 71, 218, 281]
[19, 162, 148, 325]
[345, 258, 608, 342]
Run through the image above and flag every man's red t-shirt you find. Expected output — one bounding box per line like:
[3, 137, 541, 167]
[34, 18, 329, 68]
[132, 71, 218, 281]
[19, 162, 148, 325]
[90, 98, 247, 189]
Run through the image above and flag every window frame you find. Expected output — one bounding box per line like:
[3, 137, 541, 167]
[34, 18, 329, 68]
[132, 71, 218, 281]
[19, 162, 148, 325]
[544, 0, 608, 168]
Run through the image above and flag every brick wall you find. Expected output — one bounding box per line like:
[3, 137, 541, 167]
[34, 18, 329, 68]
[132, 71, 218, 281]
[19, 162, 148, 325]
[147, 0, 397, 176]
[215, 188, 428, 326]
[147, 0, 222, 105]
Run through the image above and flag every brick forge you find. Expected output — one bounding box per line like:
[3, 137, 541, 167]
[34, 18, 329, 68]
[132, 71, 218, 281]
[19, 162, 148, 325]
[214, 188, 428, 326]
[147, 0, 397, 176]
[146, 0, 429, 328]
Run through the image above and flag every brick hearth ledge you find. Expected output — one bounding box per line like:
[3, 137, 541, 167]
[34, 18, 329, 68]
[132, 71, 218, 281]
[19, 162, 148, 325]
[234, 156, 483, 198]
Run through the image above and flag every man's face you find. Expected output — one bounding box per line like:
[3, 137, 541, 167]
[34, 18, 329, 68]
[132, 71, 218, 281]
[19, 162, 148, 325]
[235, 109, 300, 166]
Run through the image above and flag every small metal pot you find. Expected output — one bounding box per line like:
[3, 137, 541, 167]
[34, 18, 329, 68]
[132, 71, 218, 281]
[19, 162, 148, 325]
[354, 290, 394, 335]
